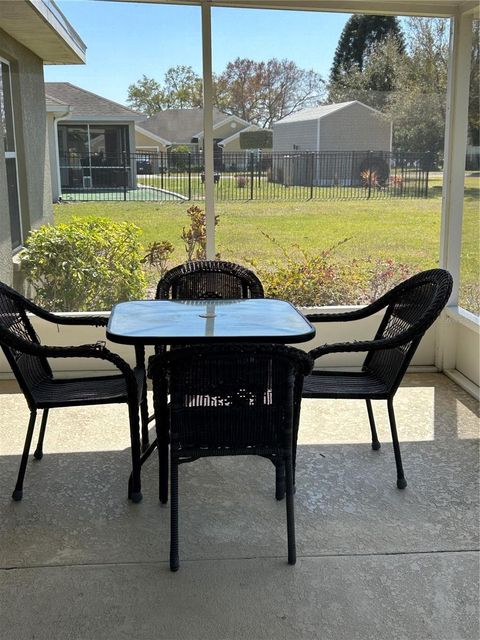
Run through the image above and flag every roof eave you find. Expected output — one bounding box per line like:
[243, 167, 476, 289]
[110, 0, 478, 19]
[63, 114, 145, 122]
[0, 0, 86, 64]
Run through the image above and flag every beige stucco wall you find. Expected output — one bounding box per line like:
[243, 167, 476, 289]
[0, 27, 53, 288]
[222, 137, 243, 152]
[212, 120, 245, 141]
[135, 129, 167, 153]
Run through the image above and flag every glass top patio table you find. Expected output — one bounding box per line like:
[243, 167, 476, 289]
[106, 298, 315, 345]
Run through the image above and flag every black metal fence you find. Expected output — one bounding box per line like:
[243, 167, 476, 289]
[59, 150, 432, 202]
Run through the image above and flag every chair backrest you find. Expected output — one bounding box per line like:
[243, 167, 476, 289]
[149, 343, 312, 456]
[365, 269, 453, 392]
[0, 282, 52, 405]
[156, 260, 264, 300]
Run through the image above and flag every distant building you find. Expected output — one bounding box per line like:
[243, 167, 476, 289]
[136, 108, 264, 169]
[45, 83, 144, 201]
[272, 101, 392, 186]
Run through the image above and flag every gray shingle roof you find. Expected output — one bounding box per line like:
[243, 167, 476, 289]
[275, 101, 380, 124]
[44, 83, 142, 118]
[137, 108, 227, 144]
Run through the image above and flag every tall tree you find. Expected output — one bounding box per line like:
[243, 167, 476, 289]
[387, 18, 449, 156]
[469, 20, 479, 146]
[327, 34, 402, 111]
[329, 15, 405, 83]
[127, 66, 202, 114]
[126, 75, 165, 116]
[214, 58, 265, 124]
[163, 65, 202, 109]
[216, 57, 324, 128]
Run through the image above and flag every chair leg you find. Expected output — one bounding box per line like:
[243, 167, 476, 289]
[365, 400, 381, 450]
[140, 394, 150, 454]
[285, 455, 296, 565]
[33, 409, 49, 460]
[275, 459, 286, 501]
[12, 410, 37, 501]
[127, 404, 143, 503]
[134, 345, 150, 452]
[170, 458, 179, 571]
[387, 398, 407, 489]
[154, 372, 170, 504]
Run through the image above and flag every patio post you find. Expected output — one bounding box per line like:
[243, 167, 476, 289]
[436, 10, 474, 374]
[201, 1, 216, 259]
[439, 11, 473, 304]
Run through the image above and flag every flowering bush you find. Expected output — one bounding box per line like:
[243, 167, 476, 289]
[246, 234, 415, 307]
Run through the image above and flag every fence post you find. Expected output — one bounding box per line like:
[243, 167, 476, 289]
[161, 152, 164, 190]
[250, 152, 255, 200]
[425, 151, 432, 198]
[310, 153, 314, 199]
[123, 151, 127, 201]
[188, 152, 192, 201]
[367, 150, 372, 199]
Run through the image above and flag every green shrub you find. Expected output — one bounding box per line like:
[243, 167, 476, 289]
[21, 216, 146, 311]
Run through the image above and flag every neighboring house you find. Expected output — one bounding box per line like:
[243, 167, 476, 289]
[272, 101, 392, 186]
[45, 83, 144, 200]
[136, 108, 264, 168]
[0, 0, 85, 288]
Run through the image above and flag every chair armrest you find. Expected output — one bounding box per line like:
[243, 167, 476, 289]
[309, 333, 416, 360]
[305, 300, 389, 324]
[27, 304, 108, 328]
[41, 342, 141, 397]
[1, 327, 139, 392]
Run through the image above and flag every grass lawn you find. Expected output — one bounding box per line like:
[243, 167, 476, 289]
[54, 175, 479, 310]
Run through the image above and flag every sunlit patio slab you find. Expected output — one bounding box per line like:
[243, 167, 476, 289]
[0, 373, 478, 639]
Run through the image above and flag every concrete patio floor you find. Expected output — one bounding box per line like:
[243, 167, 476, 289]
[0, 373, 478, 639]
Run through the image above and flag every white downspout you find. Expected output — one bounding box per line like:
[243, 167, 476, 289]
[201, 1, 216, 259]
[52, 108, 72, 201]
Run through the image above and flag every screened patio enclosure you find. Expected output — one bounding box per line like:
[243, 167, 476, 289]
[0, 0, 478, 400]
[93, 0, 477, 400]
[57, 123, 131, 190]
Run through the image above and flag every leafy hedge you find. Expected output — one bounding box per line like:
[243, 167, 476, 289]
[21, 217, 146, 311]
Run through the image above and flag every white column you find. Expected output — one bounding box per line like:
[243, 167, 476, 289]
[201, 1, 216, 259]
[439, 11, 473, 303]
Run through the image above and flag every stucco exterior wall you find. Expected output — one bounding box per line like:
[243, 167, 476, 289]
[212, 120, 244, 141]
[135, 129, 167, 153]
[0, 28, 53, 288]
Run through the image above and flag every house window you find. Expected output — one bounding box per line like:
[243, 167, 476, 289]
[0, 59, 22, 250]
[57, 124, 129, 189]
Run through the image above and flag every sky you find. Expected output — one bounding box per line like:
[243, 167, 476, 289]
[44, 1, 351, 106]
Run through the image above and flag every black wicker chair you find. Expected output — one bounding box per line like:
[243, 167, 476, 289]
[302, 269, 453, 489]
[155, 260, 264, 300]
[148, 343, 312, 571]
[0, 281, 144, 503]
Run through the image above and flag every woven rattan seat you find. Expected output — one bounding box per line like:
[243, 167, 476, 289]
[302, 370, 390, 399]
[30, 368, 145, 408]
[0, 281, 145, 503]
[148, 343, 312, 571]
[304, 269, 453, 489]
